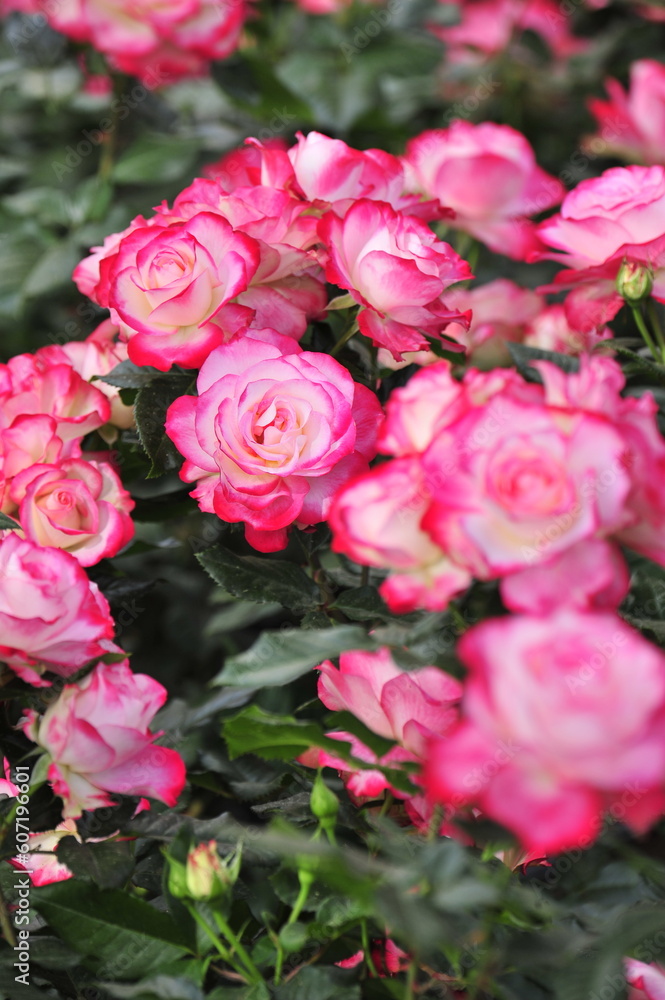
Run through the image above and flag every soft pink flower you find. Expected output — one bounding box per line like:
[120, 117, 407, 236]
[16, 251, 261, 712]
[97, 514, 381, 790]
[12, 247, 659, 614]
[101, 213, 261, 370]
[625, 959, 665, 1000]
[0, 0, 250, 85]
[37, 320, 135, 430]
[424, 610, 665, 854]
[11, 821, 78, 887]
[22, 660, 186, 819]
[0, 354, 110, 443]
[535, 165, 665, 319]
[299, 733, 415, 804]
[523, 304, 612, 355]
[0, 415, 70, 515]
[11, 458, 135, 566]
[288, 131, 425, 216]
[319, 199, 472, 359]
[203, 139, 293, 191]
[587, 60, 665, 166]
[0, 535, 118, 686]
[500, 539, 630, 614]
[442, 279, 544, 363]
[404, 122, 565, 259]
[316, 647, 462, 755]
[431, 0, 588, 64]
[329, 457, 473, 613]
[166, 330, 383, 551]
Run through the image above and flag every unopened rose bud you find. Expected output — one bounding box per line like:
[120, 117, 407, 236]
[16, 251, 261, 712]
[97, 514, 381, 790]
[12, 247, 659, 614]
[310, 771, 339, 827]
[616, 260, 653, 304]
[185, 840, 242, 902]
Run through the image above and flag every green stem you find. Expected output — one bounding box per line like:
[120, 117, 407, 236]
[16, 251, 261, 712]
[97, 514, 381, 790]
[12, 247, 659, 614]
[212, 911, 263, 984]
[647, 299, 665, 360]
[631, 305, 661, 362]
[288, 869, 314, 926]
[360, 919, 380, 979]
[187, 905, 248, 981]
[330, 319, 359, 357]
[273, 932, 286, 987]
[404, 957, 418, 1000]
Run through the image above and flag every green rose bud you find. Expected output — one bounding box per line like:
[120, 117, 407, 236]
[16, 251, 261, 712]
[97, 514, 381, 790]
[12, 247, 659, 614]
[310, 771, 339, 826]
[616, 260, 653, 304]
[185, 840, 242, 902]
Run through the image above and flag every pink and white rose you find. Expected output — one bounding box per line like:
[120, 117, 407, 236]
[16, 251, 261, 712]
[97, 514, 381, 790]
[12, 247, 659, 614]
[22, 660, 186, 818]
[423, 610, 665, 853]
[166, 330, 383, 551]
[0, 535, 118, 686]
[404, 122, 565, 259]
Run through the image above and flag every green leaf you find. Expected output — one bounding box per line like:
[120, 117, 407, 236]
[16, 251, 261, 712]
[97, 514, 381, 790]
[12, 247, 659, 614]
[21, 238, 81, 299]
[0, 512, 20, 530]
[275, 965, 361, 1000]
[32, 881, 192, 978]
[56, 835, 136, 890]
[135, 374, 195, 478]
[98, 359, 163, 389]
[507, 342, 580, 379]
[213, 625, 377, 687]
[112, 135, 201, 185]
[101, 975, 205, 1000]
[330, 586, 393, 621]
[197, 545, 321, 610]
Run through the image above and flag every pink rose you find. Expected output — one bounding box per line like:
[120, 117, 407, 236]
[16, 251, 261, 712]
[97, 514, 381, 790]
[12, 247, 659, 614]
[0, 535, 117, 686]
[523, 303, 612, 355]
[319, 199, 472, 359]
[404, 122, 565, 259]
[37, 320, 135, 430]
[166, 330, 383, 552]
[10, 458, 135, 566]
[0, 0, 250, 85]
[535, 165, 665, 321]
[287, 131, 423, 216]
[299, 733, 416, 805]
[0, 414, 70, 515]
[101, 213, 261, 370]
[22, 660, 186, 818]
[203, 139, 293, 191]
[423, 610, 665, 854]
[0, 354, 110, 443]
[442, 279, 544, 364]
[430, 0, 588, 65]
[316, 647, 462, 754]
[625, 960, 665, 1000]
[329, 457, 473, 613]
[11, 821, 78, 887]
[421, 360, 634, 577]
[587, 60, 665, 166]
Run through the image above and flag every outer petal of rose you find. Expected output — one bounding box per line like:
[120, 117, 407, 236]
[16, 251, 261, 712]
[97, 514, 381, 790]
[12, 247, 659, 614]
[625, 959, 665, 1000]
[166, 395, 218, 476]
[481, 765, 603, 855]
[93, 744, 186, 807]
[500, 539, 630, 613]
[244, 524, 290, 552]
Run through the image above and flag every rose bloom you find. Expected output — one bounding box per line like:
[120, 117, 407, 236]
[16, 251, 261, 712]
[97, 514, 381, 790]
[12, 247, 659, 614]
[22, 660, 186, 819]
[404, 121, 565, 259]
[0, 535, 118, 686]
[0, 414, 72, 515]
[0, 353, 110, 443]
[165, 329, 383, 552]
[586, 60, 665, 166]
[424, 609, 665, 854]
[10, 457, 135, 566]
[99, 212, 261, 370]
[319, 199, 472, 359]
[0, 0, 250, 85]
[316, 647, 462, 755]
[535, 165, 665, 325]
[625, 959, 665, 1000]
[37, 320, 135, 430]
[442, 279, 544, 365]
[523, 303, 612, 355]
[430, 0, 588, 66]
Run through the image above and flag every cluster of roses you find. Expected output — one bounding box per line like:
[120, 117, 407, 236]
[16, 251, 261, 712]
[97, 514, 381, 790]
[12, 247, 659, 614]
[0, 0, 251, 84]
[0, 327, 185, 882]
[67, 117, 665, 863]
